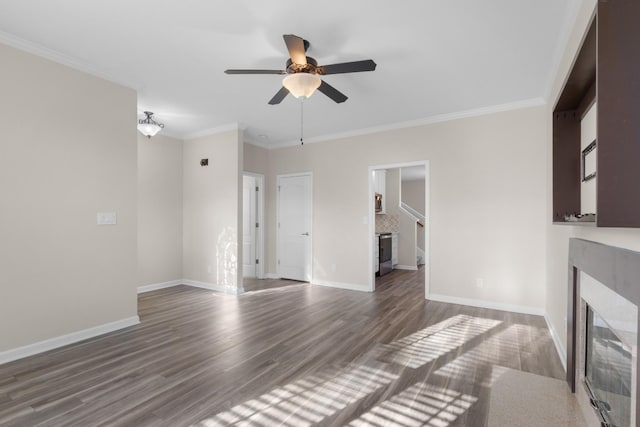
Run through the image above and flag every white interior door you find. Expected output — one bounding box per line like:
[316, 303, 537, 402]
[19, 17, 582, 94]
[278, 174, 312, 282]
[242, 175, 257, 277]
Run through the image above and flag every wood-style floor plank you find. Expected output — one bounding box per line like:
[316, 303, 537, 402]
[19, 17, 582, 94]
[0, 268, 566, 426]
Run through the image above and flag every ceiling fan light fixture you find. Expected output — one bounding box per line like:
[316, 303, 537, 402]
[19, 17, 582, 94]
[137, 111, 164, 138]
[282, 73, 321, 98]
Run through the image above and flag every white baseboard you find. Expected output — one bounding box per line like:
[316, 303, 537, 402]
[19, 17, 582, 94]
[312, 279, 369, 292]
[0, 316, 140, 365]
[138, 279, 246, 295]
[182, 279, 244, 295]
[395, 265, 418, 271]
[264, 273, 280, 279]
[137, 279, 183, 294]
[1, 276, 245, 365]
[427, 293, 545, 316]
[544, 313, 567, 372]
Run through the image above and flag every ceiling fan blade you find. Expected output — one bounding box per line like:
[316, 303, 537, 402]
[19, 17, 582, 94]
[317, 80, 348, 103]
[268, 86, 290, 105]
[319, 59, 377, 75]
[283, 34, 307, 66]
[225, 69, 286, 75]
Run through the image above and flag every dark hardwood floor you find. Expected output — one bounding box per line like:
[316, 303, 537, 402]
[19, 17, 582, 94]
[0, 268, 565, 426]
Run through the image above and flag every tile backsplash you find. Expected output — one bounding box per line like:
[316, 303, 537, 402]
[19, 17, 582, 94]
[376, 213, 399, 233]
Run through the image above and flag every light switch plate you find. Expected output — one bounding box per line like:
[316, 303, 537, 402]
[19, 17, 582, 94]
[97, 212, 117, 225]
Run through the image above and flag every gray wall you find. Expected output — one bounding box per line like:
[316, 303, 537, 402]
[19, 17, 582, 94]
[0, 42, 138, 352]
[138, 133, 184, 286]
[263, 105, 548, 311]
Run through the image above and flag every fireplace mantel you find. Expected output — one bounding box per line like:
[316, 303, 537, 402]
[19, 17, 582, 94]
[567, 238, 640, 425]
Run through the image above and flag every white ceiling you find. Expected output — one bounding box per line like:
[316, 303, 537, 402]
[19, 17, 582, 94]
[0, 0, 580, 148]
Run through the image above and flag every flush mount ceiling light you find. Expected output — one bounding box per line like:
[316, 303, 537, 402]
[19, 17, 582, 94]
[137, 111, 164, 138]
[282, 73, 321, 98]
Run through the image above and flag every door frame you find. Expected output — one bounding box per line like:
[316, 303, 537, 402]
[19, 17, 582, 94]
[368, 161, 430, 296]
[276, 172, 313, 282]
[243, 172, 265, 279]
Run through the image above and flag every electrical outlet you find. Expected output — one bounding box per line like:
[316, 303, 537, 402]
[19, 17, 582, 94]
[476, 278, 484, 289]
[97, 212, 117, 225]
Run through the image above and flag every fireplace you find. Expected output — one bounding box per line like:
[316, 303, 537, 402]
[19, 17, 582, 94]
[585, 303, 633, 426]
[567, 239, 640, 427]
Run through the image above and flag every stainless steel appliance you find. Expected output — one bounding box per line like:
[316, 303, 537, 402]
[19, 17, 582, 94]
[378, 233, 393, 276]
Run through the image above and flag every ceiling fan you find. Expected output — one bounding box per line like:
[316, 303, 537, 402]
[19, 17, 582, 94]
[225, 34, 376, 105]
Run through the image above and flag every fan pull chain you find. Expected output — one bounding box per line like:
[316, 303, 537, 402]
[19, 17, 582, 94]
[300, 99, 304, 145]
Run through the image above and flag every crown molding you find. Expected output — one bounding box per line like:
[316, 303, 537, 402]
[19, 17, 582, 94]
[0, 30, 137, 90]
[541, 0, 584, 106]
[155, 130, 184, 140]
[266, 97, 546, 150]
[0, 29, 556, 151]
[181, 122, 241, 141]
[244, 138, 272, 149]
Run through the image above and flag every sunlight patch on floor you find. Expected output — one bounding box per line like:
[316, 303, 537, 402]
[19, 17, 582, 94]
[197, 364, 398, 426]
[348, 382, 478, 427]
[378, 315, 502, 369]
[434, 324, 538, 386]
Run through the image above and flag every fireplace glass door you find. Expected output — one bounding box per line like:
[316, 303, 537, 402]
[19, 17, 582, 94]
[585, 304, 632, 427]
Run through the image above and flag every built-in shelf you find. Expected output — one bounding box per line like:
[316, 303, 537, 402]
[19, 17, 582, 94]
[552, 221, 596, 227]
[552, 2, 640, 228]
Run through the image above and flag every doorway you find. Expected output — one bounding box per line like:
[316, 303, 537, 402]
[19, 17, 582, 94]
[369, 161, 429, 296]
[277, 173, 312, 282]
[242, 173, 264, 279]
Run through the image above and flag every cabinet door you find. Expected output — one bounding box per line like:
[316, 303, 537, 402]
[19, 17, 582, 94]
[374, 170, 386, 214]
[391, 234, 398, 266]
[374, 238, 379, 273]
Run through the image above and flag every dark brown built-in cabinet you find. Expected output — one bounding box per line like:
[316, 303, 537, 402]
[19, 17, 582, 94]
[553, 0, 640, 227]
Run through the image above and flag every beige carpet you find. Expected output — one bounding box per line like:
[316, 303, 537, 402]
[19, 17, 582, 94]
[487, 368, 592, 427]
